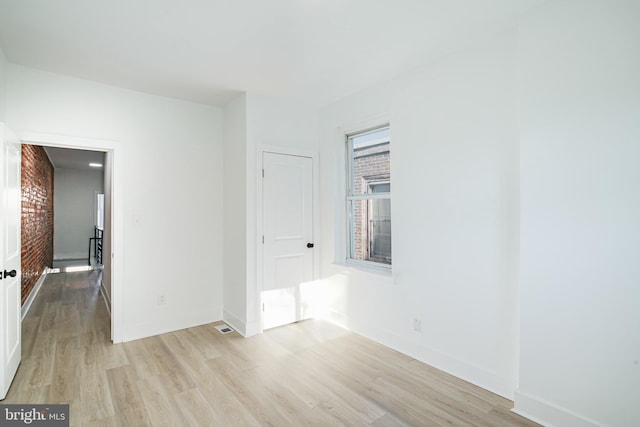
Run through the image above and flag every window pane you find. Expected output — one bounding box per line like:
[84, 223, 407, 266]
[349, 198, 392, 265]
[349, 127, 390, 195]
[370, 182, 390, 193]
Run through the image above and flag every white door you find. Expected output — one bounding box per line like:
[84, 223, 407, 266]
[262, 152, 313, 330]
[0, 124, 21, 400]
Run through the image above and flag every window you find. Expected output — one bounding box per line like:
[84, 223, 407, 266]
[346, 125, 391, 266]
[96, 193, 105, 230]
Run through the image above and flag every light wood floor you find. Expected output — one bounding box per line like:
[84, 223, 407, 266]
[3, 271, 539, 427]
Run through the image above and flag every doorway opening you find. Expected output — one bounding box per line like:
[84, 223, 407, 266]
[42, 147, 107, 271]
[20, 144, 111, 321]
[19, 131, 123, 343]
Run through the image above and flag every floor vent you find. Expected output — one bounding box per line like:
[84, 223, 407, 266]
[215, 323, 234, 334]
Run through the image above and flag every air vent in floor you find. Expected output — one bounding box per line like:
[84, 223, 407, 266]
[214, 323, 234, 334]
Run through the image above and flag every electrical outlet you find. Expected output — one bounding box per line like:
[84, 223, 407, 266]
[157, 294, 166, 305]
[413, 318, 422, 332]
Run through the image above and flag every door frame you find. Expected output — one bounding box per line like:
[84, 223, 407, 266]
[20, 131, 125, 342]
[255, 145, 319, 335]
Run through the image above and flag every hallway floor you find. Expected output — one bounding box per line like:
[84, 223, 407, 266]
[52, 258, 102, 270]
[3, 271, 539, 426]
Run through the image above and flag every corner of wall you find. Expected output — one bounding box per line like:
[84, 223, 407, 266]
[222, 309, 262, 338]
[222, 93, 249, 324]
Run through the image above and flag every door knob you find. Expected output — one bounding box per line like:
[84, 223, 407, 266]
[306, 243, 314, 248]
[3, 269, 17, 279]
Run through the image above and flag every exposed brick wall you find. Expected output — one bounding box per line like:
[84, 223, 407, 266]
[21, 144, 54, 305]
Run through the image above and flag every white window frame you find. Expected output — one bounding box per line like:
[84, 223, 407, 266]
[345, 124, 391, 270]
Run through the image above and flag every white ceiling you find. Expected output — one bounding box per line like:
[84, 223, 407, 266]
[44, 146, 105, 170]
[0, 0, 546, 108]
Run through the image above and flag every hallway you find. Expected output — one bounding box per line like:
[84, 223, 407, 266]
[3, 270, 116, 412]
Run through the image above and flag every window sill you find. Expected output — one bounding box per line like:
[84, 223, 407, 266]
[333, 259, 393, 279]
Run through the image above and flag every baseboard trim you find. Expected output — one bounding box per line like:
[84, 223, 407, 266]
[244, 320, 261, 337]
[21, 268, 48, 320]
[322, 309, 515, 400]
[222, 310, 247, 337]
[513, 390, 601, 427]
[122, 309, 222, 342]
[99, 278, 111, 316]
[53, 255, 87, 262]
[221, 310, 262, 338]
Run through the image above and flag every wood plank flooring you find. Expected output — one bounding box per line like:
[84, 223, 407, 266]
[3, 271, 539, 426]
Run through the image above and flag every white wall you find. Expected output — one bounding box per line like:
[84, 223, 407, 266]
[318, 32, 520, 398]
[222, 94, 248, 332]
[0, 48, 7, 122]
[245, 94, 319, 335]
[222, 93, 319, 336]
[53, 168, 103, 260]
[516, 1, 640, 426]
[6, 65, 224, 341]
